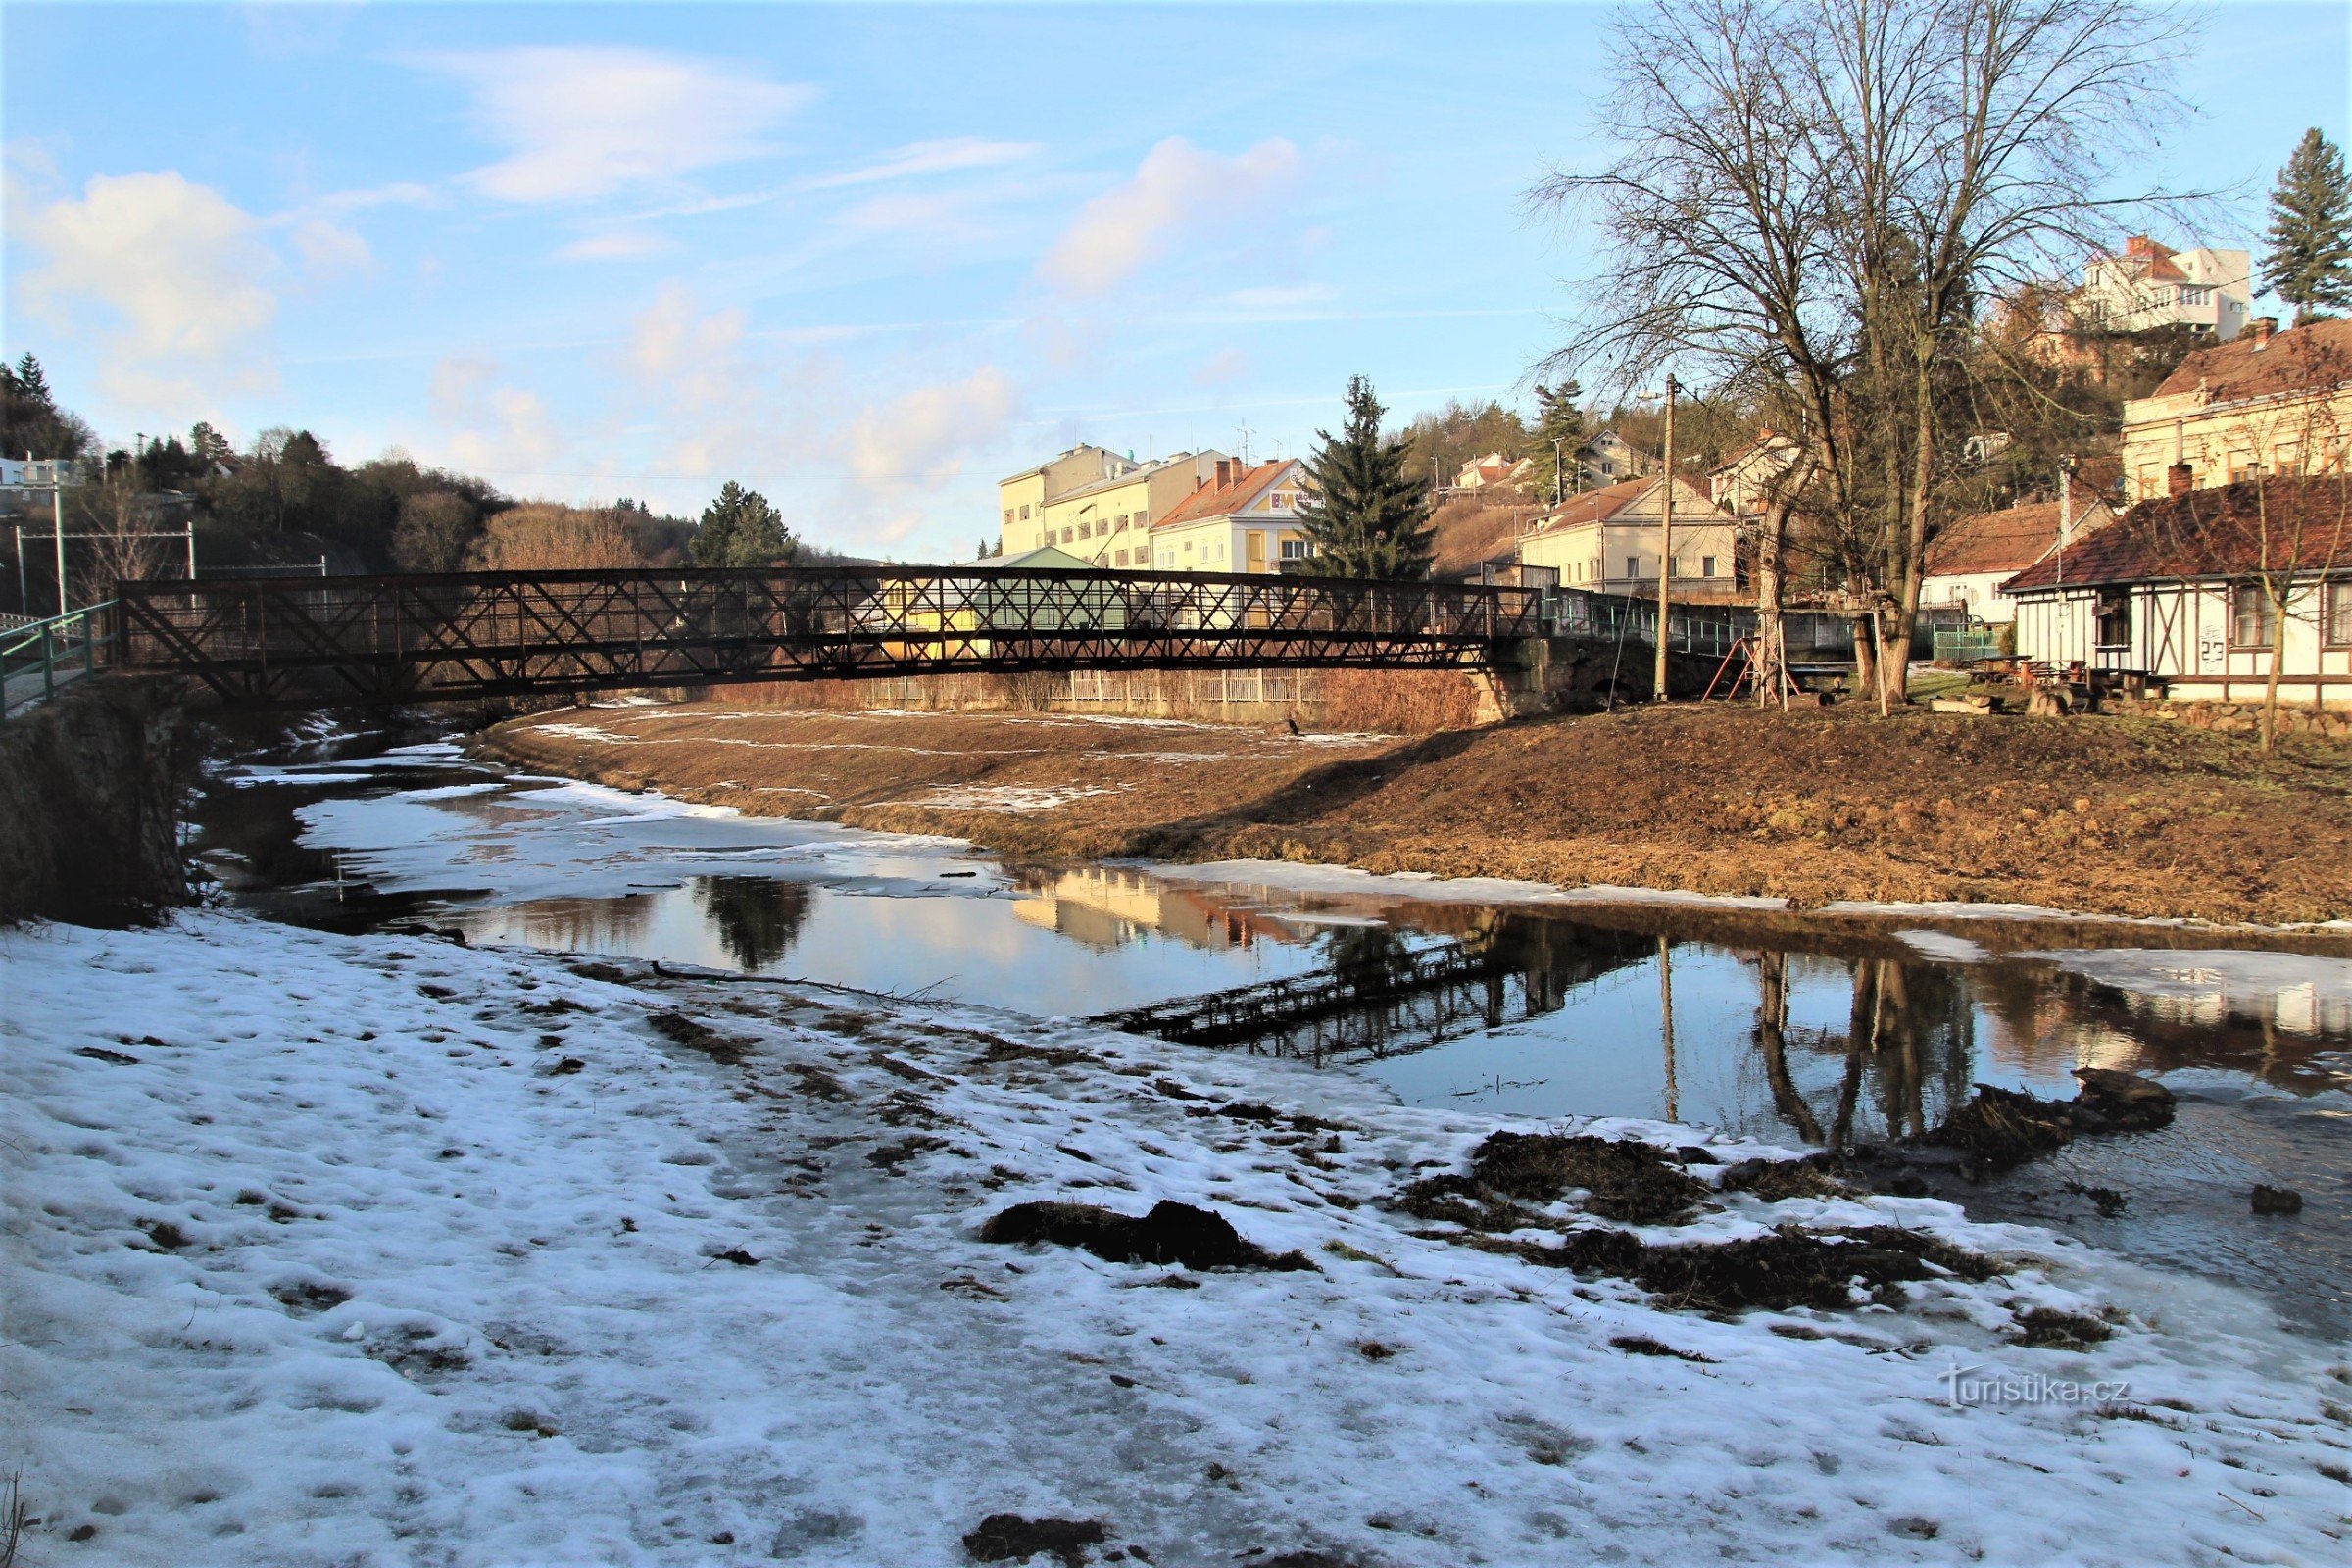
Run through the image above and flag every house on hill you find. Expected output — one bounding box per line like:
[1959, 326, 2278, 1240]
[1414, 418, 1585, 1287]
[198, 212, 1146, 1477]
[2119, 316, 2352, 504]
[1454, 452, 1532, 492]
[1147, 458, 1311, 574]
[1515, 475, 1734, 600]
[1577, 430, 1651, 488]
[2076, 235, 2254, 343]
[1921, 495, 2117, 626]
[2004, 474, 2352, 707]
[1708, 430, 1802, 516]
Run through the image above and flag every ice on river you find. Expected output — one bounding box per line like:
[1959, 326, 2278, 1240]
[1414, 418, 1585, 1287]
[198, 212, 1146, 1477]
[5, 913, 2348, 1566]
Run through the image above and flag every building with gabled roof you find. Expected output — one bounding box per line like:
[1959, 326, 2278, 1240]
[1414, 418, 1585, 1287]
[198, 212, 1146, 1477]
[2118, 316, 2352, 504]
[1707, 429, 1803, 516]
[2076, 235, 2253, 343]
[1920, 495, 2117, 625]
[2004, 474, 2352, 706]
[1146, 458, 1311, 574]
[1514, 475, 1737, 600]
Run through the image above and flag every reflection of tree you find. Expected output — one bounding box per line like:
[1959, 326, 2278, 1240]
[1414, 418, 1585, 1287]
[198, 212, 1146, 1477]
[1752, 952, 1823, 1143]
[693, 876, 813, 971]
[1324, 925, 1418, 986]
[1828, 959, 1976, 1149]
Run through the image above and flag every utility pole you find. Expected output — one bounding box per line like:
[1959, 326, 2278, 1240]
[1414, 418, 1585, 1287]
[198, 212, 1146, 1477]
[1553, 438, 1565, 507]
[1654, 375, 1679, 702]
[51, 474, 67, 615]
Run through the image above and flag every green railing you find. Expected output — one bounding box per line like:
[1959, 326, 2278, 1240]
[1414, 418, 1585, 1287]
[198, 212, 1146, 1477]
[0, 601, 118, 721]
[1932, 629, 2004, 664]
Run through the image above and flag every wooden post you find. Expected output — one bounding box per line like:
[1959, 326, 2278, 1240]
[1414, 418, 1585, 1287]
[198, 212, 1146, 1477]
[1654, 376, 1678, 702]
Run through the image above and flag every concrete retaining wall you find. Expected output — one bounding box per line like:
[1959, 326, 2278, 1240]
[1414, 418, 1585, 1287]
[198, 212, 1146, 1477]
[0, 679, 189, 926]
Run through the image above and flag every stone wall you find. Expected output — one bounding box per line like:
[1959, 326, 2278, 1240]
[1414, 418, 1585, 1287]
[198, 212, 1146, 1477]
[2102, 694, 2352, 740]
[0, 678, 190, 926]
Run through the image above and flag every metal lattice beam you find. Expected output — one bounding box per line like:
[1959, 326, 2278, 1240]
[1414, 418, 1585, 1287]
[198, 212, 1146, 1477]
[112, 565, 1542, 708]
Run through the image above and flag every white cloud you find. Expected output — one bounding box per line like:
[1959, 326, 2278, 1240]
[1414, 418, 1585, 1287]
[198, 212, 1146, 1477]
[18, 171, 278, 404]
[844, 368, 1019, 542]
[422, 46, 813, 203]
[1192, 347, 1250, 386]
[1037, 137, 1301, 296]
[291, 217, 372, 274]
[557, 229, 676, 263]
[808, 137, 1039, 190]
[430, 356, 566, 478]
[833, 189, 996, 243]
[310, 180, 435, 216]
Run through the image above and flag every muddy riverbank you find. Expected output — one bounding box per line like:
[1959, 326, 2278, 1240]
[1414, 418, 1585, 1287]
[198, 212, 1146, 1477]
[479, 698, 2352, 930]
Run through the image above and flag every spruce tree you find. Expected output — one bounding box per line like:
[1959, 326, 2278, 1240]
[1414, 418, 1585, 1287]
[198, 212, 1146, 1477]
[691, 481, 796, 566]
[2260, 128, 2352, 323]
[1296, 376, 1434, 579]
[1528, 380, 1588, 504]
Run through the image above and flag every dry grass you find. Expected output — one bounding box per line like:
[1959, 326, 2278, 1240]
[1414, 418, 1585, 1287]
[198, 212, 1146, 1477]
[484, 699, 2352, 926]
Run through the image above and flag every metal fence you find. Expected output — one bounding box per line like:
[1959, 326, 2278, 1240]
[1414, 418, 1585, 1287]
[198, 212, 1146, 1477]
[1, 601, 119, 720]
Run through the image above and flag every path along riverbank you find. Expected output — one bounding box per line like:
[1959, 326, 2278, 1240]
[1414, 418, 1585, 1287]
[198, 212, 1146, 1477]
[480, 698, 2352, 930]
[7, 910, 2349, 1565]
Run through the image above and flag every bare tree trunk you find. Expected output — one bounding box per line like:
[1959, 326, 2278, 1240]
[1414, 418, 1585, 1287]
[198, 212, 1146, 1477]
[2263, 588, 2287, 756]
[1754, 952, 1822, 1143]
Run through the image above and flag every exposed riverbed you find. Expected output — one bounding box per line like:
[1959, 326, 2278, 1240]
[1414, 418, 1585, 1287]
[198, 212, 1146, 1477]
[193, 714, 2352, 1338]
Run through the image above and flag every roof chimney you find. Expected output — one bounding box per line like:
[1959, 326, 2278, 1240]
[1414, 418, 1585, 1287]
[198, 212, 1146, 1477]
[2248, 316, 2278, 347]
[1215, 459, 1232, 487]
[2124, 234, 2160, 259]
[2167, 461, 2194, 498]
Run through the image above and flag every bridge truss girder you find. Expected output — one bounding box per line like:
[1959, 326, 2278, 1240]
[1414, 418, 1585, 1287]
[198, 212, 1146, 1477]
[113, 565, 1542, 707]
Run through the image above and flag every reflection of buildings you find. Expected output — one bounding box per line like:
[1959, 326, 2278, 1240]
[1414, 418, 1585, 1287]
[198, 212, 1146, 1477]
[1010, 867, 1311, 953]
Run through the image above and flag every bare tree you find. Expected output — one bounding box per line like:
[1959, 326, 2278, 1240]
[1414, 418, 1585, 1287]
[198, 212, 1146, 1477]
[1540, 0, 2191, 704]
[70, 464, 169, 602]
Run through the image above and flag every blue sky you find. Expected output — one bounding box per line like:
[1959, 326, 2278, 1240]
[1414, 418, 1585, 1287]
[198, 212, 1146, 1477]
[5, 2, 2348, 561]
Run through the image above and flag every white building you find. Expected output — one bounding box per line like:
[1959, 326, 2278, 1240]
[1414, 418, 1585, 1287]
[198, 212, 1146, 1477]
[2075, 235, 2254, 343]
[2005, 475, 2352, 706]
[1920, 495, 2117, 626]
[1148, 459, 1313, 573]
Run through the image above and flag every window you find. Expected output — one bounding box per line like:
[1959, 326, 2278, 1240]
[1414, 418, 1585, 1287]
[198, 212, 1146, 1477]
[1003, 508, 1014, 526]
[2231, 583, 2277, 648]
[1020, 504, 1031, 520]
[1113, 549, 1128, 566]
[1115, 514, 1128, 529]
[2275, 444, 2303, 476]
[1625, 555, 1641, 578]
[1078, 520, 1092, 539]
[2094, 588, 2132, 650]
[1279, 537, 1307, 560]
[2328, 580, 2352, 647]
[1061, 526, 1074, 544]
[1700, 556, 1717, 578]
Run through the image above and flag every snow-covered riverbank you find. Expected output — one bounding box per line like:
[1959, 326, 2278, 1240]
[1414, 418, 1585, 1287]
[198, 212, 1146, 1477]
[5, 912, 2347, 1565]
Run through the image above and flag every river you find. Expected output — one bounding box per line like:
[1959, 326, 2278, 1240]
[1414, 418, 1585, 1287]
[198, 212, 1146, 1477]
[191, 713, 2352, 1338]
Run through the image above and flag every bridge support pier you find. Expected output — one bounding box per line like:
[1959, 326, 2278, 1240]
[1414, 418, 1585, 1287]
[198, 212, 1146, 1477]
[1473, 637, 1732, 723]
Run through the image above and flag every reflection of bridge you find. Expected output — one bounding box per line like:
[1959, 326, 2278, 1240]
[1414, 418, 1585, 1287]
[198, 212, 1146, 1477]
[109, 566, 1543, 706]
[1099, 930, 1652, 1065]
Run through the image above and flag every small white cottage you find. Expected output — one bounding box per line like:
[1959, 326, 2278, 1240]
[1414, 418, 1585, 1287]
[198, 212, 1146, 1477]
[2004, 475, 2352, 706]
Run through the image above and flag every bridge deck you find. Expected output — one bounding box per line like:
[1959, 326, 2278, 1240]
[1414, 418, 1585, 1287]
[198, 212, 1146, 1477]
[112, 565, 1543, 707]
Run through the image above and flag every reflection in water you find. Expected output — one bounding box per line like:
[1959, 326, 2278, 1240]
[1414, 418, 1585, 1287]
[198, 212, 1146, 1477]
[695, 876, 813, 971]
[196, 739, 2352, 1336]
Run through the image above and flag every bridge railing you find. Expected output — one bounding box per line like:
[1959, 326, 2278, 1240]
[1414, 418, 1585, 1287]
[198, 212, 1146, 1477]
[1, 601, 119, 721]
[112, 565, 1544, 705]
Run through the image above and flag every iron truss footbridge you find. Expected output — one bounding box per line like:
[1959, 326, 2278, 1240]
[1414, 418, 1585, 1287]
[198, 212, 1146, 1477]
[107, 565, 1544, 707]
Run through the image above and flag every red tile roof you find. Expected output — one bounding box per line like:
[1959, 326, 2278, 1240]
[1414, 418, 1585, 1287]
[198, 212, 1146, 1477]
[1526, 476, 1714, 533]
[1923, 498, 2115, 578]
[2002, 476, 2352, 591]
[2149, 316, 2352, 404]
[1151, 460, 1295, 529]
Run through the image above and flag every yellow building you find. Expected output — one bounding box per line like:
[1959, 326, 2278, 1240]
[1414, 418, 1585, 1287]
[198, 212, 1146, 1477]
[1515, 475, 1737, 599]
[2119, 316, 2352, 502]
[1146, 459, 1313, 573]
[998, 445, 1230, 566]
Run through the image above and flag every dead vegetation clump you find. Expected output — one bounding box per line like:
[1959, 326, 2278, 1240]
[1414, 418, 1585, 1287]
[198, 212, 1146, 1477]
[2010, 1306, 2115, 1349]
[647, 1010, 753, 1065]
[960, 1513, 1108, 1568]
[1396, 1134, 2000, 1312]
[979, 1199, 1314, 1272]
[1932, 1068, 2175, 1171]
[1401, 1132, 1711, 1226]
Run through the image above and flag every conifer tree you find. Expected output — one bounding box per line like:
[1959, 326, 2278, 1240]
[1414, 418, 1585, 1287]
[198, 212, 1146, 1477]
[2260, 128, 2352, 323]
[1528, 380, 1588, 504]
[691, 481, 796, 566]
[1295, 376, 1434, 579]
